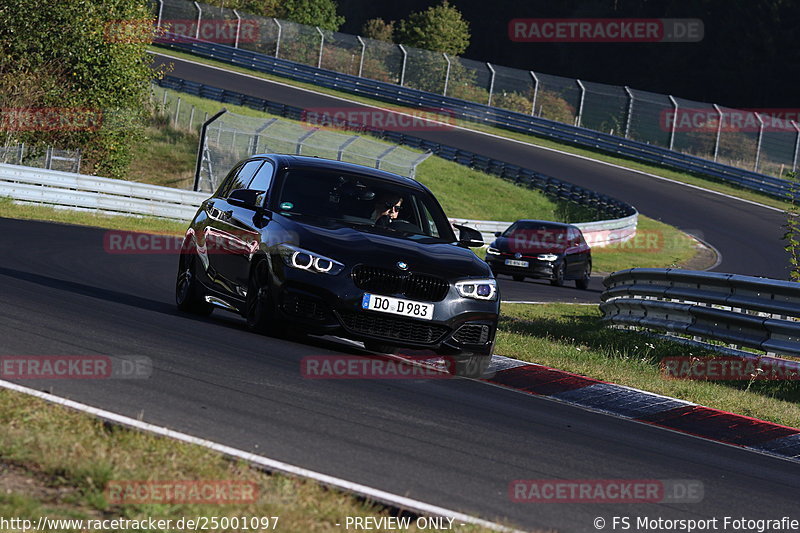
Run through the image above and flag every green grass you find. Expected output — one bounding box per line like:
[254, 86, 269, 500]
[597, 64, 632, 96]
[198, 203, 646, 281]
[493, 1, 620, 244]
[497, 303, 800, 428]
[151, 46, 793, 212]
[0, 389, 498, 532]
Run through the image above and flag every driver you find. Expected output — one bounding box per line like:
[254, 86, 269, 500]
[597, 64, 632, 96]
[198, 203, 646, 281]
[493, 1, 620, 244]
[371, 193, 403, 223]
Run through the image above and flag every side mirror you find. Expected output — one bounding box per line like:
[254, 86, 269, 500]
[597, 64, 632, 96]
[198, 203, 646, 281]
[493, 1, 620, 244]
[228, 189, 266, 209]
[494, 231, 501, 237]
[453, 224, 484, 248]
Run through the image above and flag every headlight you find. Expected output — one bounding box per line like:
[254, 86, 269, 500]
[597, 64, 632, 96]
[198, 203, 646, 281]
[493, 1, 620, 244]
[486, 247, 501, 255]
[276, 244, 344, 275]
[455, 279, 497, 301]
[537, 253, 559, 261]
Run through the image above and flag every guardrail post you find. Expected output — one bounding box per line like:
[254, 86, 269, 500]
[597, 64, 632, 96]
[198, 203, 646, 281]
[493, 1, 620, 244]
[336, 135, 359, 160]
[315, 27, 324, 69]
[624, 86, 634, 138]
[713, 104, 723, 162]
[296, 128, 319, 155]
[233, 9, 242, 48]
[357, 36, 366, 77]
[442, 53, 451, 96]
[193, 1, 202, 39]
[668, 95, 678, 150]
[529, 71, 539, 116]
[273, 18, 282, 58]
[792, 120, 800, 173]
[194, 109, 227, 191]
[754, 112, 764, 172]
[398, 45, 407, 86]
[576, 79, 586, 128]
[375, 144, 399, 170]
[487, 63, 496, 107]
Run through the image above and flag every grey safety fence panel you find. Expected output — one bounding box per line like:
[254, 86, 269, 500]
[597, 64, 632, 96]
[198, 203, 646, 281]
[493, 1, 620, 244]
[0, 163, 206, 220]
[153, 29, 800, 199]
[600, 268, 800, 359]
[157, 76, 638, 227]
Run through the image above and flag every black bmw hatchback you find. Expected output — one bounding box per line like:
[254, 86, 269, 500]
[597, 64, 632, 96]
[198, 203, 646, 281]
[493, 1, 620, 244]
[176, 155, 499, 375]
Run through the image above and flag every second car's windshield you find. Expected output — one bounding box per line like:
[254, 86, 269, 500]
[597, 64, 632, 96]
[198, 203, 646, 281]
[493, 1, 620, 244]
[274, 168, 455, 242]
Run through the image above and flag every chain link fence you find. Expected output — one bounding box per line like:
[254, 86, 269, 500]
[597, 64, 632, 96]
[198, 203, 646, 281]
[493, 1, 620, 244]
[180, 107, 431, 193]
[154, 0, 800, 178]
[0, 145, 81, 173]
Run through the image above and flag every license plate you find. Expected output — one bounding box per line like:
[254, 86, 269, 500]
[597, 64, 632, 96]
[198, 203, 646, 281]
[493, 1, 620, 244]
[505, 259, 529, 267]
[361, 293, 434, 320]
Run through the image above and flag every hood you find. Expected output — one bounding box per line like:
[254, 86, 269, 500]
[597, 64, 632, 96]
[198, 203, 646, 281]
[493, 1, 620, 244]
[270, 214, 492, 278]
[491, 235, 568, 255]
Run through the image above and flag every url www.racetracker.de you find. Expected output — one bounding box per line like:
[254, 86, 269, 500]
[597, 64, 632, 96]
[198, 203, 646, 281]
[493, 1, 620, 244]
[0, 516, 280, 531]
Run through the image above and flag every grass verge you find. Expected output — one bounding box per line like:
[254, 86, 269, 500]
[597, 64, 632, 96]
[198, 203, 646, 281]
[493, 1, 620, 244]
[150, 46, 793, 212]
[497, 303, 800, 428]
[0, 388, 495, 532]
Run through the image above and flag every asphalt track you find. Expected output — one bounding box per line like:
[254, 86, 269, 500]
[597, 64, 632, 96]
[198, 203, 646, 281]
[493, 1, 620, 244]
[151, 52, 790, 283]
[3, 217, 800, 532]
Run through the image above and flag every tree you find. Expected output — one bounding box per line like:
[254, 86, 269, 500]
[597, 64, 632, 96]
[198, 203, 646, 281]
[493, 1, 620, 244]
[362, 18, 394, 42]
[0, 0, 160, 178]
[395, 1, 470, 56]
[205, 0, 345, 31]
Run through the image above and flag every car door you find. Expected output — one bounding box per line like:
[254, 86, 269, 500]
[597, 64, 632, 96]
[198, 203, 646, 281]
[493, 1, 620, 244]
[565, 227, 590, 276]
[203, 159, 265, 297]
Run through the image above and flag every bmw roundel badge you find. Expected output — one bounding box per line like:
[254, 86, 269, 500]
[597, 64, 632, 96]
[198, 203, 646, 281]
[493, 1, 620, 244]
[397, 261, 409, 270]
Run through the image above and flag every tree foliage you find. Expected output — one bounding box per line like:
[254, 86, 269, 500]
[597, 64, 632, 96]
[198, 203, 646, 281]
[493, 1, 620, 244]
[395, 1, 470, 56]
[362, 18, 394, 42]
[0, 0, 160, 177]
[205, 0, 344, 31]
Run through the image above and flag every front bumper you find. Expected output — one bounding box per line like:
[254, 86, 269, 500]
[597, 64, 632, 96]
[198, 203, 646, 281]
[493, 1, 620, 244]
[271, 262, 499, 356]
[486, 255, 559, 279]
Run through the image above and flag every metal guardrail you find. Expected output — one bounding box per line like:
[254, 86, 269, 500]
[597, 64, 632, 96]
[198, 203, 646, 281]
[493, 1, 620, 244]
[0, 163, 206, 220]
[154, 34, 800, 201]
[158, 75, 638, 226]
[600, 268, 800, 359]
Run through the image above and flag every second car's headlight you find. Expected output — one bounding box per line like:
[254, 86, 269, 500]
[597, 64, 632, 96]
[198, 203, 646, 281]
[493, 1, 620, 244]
[455, 279, 497, 301]
[277, 244, 344, 275]
[537, 253, 559, 261]
[486, 246, 501, 255]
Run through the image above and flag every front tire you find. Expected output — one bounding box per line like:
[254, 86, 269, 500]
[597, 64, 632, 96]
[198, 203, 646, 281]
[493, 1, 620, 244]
[176, 249, 213, 316]
[245, 260, 281, 335]
[575, 261, 592, 290]
[550, 262, 565, 287]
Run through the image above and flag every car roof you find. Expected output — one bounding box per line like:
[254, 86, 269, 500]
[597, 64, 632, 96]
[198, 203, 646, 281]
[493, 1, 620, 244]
[511, 219, 576, 229]
[250, 154, 426, 191]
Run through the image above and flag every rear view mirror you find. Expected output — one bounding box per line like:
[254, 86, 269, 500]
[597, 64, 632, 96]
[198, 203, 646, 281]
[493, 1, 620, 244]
[454, 224, 484, 248]
[228, 189, 266, 209]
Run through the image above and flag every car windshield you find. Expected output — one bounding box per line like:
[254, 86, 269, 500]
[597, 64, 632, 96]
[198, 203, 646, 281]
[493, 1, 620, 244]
[274, 168, 456, 242]
[502, 222, 572, 252]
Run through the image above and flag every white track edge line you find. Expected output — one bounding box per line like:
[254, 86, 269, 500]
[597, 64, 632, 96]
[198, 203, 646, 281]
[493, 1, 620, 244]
[0, 379, 520, 533]
[150, 51, 783, 214]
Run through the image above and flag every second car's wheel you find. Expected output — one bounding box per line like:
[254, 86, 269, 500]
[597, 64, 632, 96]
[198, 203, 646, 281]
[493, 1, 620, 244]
[550, 263, 565, 287]
[575, 261, 592, 290]
[245, 260, 280, 335]
[512, 274, 525, 282]
[176, 250, 213, 316]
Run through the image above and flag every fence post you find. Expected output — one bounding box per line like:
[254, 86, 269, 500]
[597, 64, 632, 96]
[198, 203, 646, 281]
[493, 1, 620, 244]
[576, 79, 586, 128]
[193, 1, 202, 39]
[194, 109, 227, 191]
[155, 0, 163, 27]
[624, 86, 634, 138]
[233, 9, 242, 48]
[251, 118, 278, 153]
[189, 105, 195, 131]
[17, 143, 24, 165]
[273, 18, 282, 58]
[375, 145, 399, 170]
[174, 96, 181, 127]
[337, 135, 359, 160]
[442, 53, 451, 96]
[296, 128, 319, 155]
[713, 104, 723, 162]
[792, 120, 800, 173]
[162, 90, 168, 110]
[357, 36, 366, 77]
[45, 147, 53, 170]
[529, 71, 539, 116]
[398, 45, 407, 86]
[668, 95, 678, 150]
[315, 27, 325, 69]
[754, 112, 764, 172]
[487, 63, 496, 107]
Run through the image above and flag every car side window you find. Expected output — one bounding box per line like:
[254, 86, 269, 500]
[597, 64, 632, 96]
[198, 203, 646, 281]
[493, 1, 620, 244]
[224, 160, 263, 197]
[214, 163, 244, 199]
[247, 160, 274, 192]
